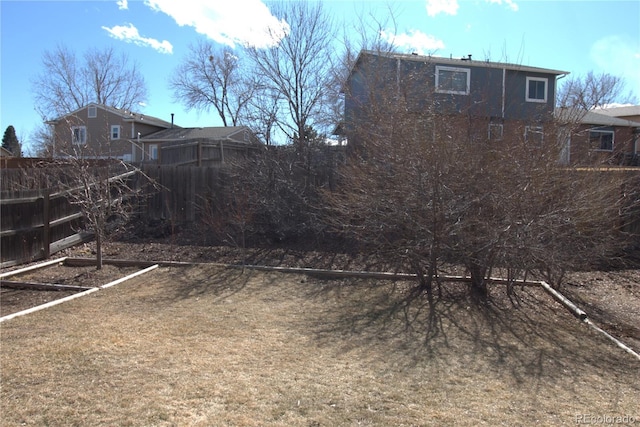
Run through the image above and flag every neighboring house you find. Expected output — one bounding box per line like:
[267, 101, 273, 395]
[0, 146, 13, 157]
[593, 105, 640, 124]
[46, 103, 176, 161]
[341, 50, 569, 146]
[557, 108, 640, 166]
[138, 126, 264, 166]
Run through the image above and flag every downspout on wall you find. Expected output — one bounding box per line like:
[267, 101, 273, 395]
[501, 68, 506, 119]
[396, 58, 401, 97]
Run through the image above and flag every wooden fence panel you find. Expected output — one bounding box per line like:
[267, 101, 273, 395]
[0, 189, 89, 267]
[0, 162, 134, 267]
[139, 164, 226, 224]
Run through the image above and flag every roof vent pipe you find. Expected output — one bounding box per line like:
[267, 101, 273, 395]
[171, 113, 174, 128]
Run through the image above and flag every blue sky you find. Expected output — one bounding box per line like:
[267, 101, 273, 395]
[1, 0, 639, 154]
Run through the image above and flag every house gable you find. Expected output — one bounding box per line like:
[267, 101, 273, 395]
[47, 103, 175, 160]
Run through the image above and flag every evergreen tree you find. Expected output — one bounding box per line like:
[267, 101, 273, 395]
[2, 126, 22, 157]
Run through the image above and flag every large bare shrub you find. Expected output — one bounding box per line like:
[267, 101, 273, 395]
[325, 53, 633, 300]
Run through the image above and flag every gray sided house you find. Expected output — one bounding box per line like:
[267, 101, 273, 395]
[47, 103, 175, 161]
[139, 126, 264, 166]
[342, 50, 568, 146]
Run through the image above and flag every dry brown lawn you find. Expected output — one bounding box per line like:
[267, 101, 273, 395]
[1, 264, 639, 426]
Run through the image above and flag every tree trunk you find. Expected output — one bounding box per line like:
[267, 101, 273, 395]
[413, 259, 434, 307]
[95, 231, 103, 270]
[468, 261, 487, 300]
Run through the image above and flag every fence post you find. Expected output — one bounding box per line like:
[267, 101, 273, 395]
[42, 189, 51, 259]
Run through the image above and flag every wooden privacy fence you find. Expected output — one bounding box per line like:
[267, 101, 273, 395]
[140, 163, 640, 237]
[2, 159, 639, 267]
[1, 164, 139, 267]
[0, 189, 90, 267]
[140, 164, 227, 224]
[157, 140, 259, 167]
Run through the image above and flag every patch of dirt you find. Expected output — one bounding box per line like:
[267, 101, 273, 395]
[1, 264, 140, 317]
[0, 288, 79, 316]
[563, 269, 640, 349]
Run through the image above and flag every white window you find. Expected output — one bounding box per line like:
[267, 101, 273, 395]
[488, 123, 503, 141]
[111, 125, 121, 140]
[149, 144, 158, 160]
[525, 126, 544, 144]
[526, 77, 548, 103]
[88, 106, 97, 118]
[589, 129, 614, 151]
[71, 126, 87, 145]
[436, 66, 470, 95]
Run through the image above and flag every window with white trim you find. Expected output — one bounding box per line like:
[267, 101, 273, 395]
[435, 66, 470, 95]
[111, 125, 121, 140]
[488, 123, 503, 141]
[589, 129, 614, 151]
[71, 126, 87, 145]
[525, 77, 548, 103]
[88, 106, 97, 118]
[525, 126, 544, 144]
[149, 144, 158, 160]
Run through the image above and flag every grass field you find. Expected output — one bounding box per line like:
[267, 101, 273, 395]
[1, 264, 639, 426]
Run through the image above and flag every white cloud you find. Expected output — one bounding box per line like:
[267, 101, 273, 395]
[485, 0, 518, 12]
[426, 0, 459, 17]
[380, 29, 445, 55]
[426, 0, 517, 16]
[102, 23, 173, 54]
[116, 0, 128, 10]
[143, 0, 289, 48]
[590, 35, 640, 98]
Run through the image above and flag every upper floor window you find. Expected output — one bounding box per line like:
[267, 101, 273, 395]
[589, 129, 614, 151]
[88, 106, 97, 118]
[111, 125, 121, 140]
[526, 77, 548, 103]
[72, 126, 87, 145]
[435, 66, 470, 95]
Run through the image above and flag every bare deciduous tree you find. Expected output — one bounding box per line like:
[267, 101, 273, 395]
[53, 159, 142, 269]
[325, 7, 400, 137]
[30, 124, 56, 158]
[244, 1, 335, 146]
[243, 80, 281, 145]
[557, 71, 637, 111]
[170, 42, 253, 126]
[32, 45, 147, 119]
